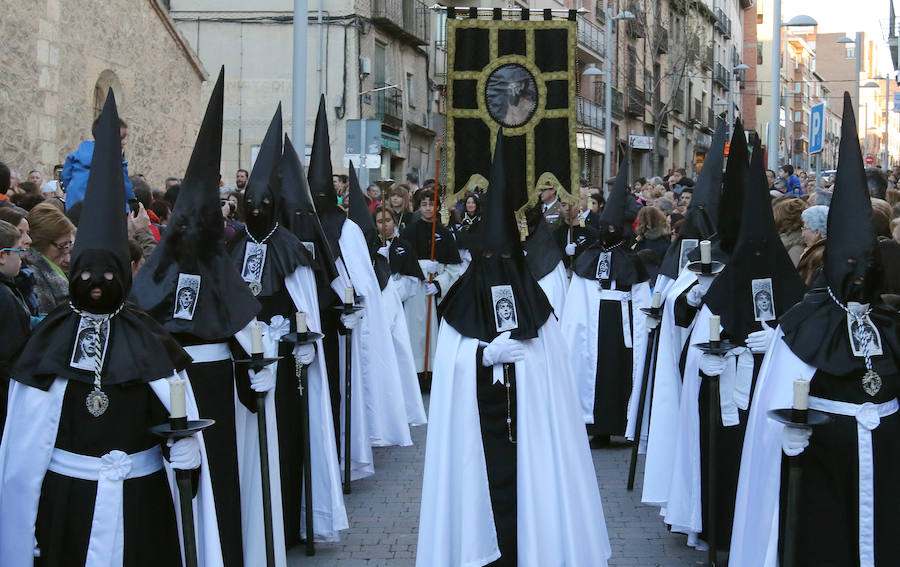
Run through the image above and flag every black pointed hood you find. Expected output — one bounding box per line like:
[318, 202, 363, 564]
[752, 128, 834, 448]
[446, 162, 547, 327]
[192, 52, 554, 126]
[281, 134, 339, 284]
[440, 131, 553, 341]
[825, 92, 882, 303]
[309, 95, 346, 247]
[781, 92, 900, 377]
[659, 119, 727, 278]
[132, 67, 261, 340]
[597, 152, 630, 232]
[13, 89, 191, 389]
[243, 104, 284, 239]
[347, 162, 378, 251]
[717, 118, 749, 255]
[703, 134, 805, 343]
[69, 89, 131, 309]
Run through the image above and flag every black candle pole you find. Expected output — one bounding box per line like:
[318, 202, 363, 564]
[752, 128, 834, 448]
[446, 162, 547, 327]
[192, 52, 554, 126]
[628, 305, 662, 490]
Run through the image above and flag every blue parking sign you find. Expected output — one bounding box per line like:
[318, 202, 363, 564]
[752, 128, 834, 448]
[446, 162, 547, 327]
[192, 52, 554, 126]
[810, 103, 824, 154]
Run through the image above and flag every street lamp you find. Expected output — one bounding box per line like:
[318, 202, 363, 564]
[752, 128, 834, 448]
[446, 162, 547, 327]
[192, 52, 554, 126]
[601, 9, 635, 183]
[863, 76, 890, 168]
[727, 63, 750, 133]
[767, 6, 818, 170]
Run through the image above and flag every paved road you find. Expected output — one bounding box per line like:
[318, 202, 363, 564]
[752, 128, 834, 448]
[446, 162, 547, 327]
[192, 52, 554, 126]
[289, 403, 705, 566]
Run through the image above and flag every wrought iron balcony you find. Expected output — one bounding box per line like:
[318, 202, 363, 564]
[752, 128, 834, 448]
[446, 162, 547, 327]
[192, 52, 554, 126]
[714, 63, 730, 89]
[627, 86, 645, 116]
[611, 87, 625, 119]
[673, 88, 685, 114]
[656, 25, 668, 53]
[576, 95, 604, 132]
[374, 84, 404, 129]
[714, 7, 732, 38]
[577, 15, 605, 58]
[372, 0, 429, 45]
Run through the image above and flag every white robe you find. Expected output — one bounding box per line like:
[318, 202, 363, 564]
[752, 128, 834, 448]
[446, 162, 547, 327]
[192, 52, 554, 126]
[339, 219, 412, 449]
[0, 373, 223, 567]
[560, 274, 651, 424]
[641, 268, 698, 508]
[416, 320, 611, 567]
[729, 329, 815, 567]
[384, 275, 427, 426]
[404, 258, 466, 373]
[536, 260, 569, 317]
[233, 265, 348, 545]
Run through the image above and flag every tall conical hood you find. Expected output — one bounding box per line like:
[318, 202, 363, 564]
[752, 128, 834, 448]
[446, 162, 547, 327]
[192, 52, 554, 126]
[703, 134, 805, 343]
[597, 152, 630, 230]
[717, 118, 749, 255]
[439, 130, 553, 340]
[825, 91, 882, 302]
[69, 89, 131, 313]
[347, 162, 378, 252]
[281, 134, 339, 281]
[243, 104, 283, 239]
[132, 68, 262, 339]
[480, 130, 523, 257]
[658, 119, 727, 278]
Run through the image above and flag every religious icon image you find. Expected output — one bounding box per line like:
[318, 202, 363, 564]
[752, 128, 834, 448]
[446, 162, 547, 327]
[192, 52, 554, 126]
[751, 278, 775, 322]
[848, 313, 884, 358]
[491, 284, 519, 333]
[485, 64, 538, 129]
[596, 251, 612, 281]
[69, 318, 110, 371]
[679, 239, 699, 271]
[241, 242, 267, 283]
[173, 273, 201, 321]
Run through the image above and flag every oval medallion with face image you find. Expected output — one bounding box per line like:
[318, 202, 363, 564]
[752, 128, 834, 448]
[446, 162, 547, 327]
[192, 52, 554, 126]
[485, 64, 538, 129]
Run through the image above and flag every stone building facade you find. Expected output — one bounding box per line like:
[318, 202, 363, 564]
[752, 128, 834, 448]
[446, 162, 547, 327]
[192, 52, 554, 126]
[1, 0, 206, 188]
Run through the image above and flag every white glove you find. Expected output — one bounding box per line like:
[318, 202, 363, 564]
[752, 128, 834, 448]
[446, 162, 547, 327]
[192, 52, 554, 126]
[424, 282, 439, 296]
[249, 366, 276, 393]
[699, 353, 726, 376]
[340, 311, 362, 330]
[696, 274, 715, 293]
[293, 343, 315, 365]
[167, 436, 201, 470]
[424, 260, 440, 275]
[686, 284, 705, 307]
[746, 321, 775, 354]
[565, 242, 576, 256]
[782, 425, 812, 457]
[377, 245, 390, 259]
[482, 331, 527, 366]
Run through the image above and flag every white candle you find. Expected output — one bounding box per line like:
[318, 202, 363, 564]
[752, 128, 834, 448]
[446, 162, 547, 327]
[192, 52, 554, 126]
[709, 315, 720, 342]
[793, 379, 809, 411]
[169, 378, 186, 419]
[345, 286, 354, 305]
[700, 240, 712, 264]
[251, 322, 264, 355]
[297, 312, 307, 334]
[651, 290, 662, 309]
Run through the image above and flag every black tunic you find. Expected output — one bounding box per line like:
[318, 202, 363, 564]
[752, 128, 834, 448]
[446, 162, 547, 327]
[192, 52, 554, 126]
[35, 381, 181, 567]
[0, 274, 31, 438]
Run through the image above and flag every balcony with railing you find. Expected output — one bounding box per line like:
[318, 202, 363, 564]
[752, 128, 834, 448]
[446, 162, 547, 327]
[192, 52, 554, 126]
[707, 108, 717, 130]
[653, 101, 669, 131]
[611, 87, 625, 119]
[656, 25, 668, 53]
[576, 96, 604, 132]
[673, 88, 685, 114]
[372, 0, 429, 45]
[626, 4, 645, 38]
[433, 40, 448, 86]
[375, 84, 404, 129]
[714, 7, 732, 38]
[702, 46, 714, 70]
[627, 86, 645, 116]
[577, 15, 605, 59]
[713, 63, 730, 89]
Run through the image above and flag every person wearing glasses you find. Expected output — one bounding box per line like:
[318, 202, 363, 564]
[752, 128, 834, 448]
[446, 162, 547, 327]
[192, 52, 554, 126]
[0, 220, 32, 436]
[26, 202, 75, 314]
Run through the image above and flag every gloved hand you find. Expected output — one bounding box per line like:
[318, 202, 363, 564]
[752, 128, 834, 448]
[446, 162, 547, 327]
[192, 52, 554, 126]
[699, 353, 726, 376]
[424, 260, 440, 275]
[294, 343, 315, 365]
[340, 311, 362, 330]
[565, 242, 577, 256]
[249, 366, 276, 393]
[482, 331, 526, 367]
[696, 274, 715, 293]
[167, 436, 201, 470]
[377, 245, 390, 259]
[746, 321, 775, 354]
[686, 284, 705, 307]
[782, 425, 812, 457]
[425, 282, 439, 296]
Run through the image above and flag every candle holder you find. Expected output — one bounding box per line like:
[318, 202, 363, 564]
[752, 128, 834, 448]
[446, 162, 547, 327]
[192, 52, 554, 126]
[639, 306, 663, 319]
[150, 418, 215, 438]
[766, 408, 831, 428]
[693, 338, 736, 355]
[687, 259, 725, 276]
[279, 330, 324, 346]
[234, 353, 282, 372]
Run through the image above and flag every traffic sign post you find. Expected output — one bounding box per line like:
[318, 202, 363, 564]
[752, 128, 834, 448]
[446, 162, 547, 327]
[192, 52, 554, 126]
[809, 103, 824, 190]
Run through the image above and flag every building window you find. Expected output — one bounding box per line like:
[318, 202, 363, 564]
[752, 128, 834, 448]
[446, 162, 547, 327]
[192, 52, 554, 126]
[407, 73, 416, 109]
[93, 70, 123, 120]
[757, 42, 763, 65]
[757, 12, 763, 24]
[846, 45, 855, 58]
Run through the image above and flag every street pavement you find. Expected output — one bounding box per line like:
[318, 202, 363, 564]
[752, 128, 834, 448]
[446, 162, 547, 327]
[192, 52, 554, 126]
[289, 399, 705, 566]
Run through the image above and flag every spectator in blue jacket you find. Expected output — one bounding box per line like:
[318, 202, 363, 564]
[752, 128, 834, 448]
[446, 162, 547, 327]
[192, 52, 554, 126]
[61, 116, 134, 210]
[779, 163, 803, 196]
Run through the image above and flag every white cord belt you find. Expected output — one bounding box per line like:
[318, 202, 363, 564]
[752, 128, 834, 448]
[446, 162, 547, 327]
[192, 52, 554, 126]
[184, 342, 231, 363]
[598, 289, 633, 348]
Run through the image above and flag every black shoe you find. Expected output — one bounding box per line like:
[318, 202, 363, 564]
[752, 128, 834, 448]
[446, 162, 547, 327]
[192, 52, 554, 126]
[589, 435, 611, 449]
